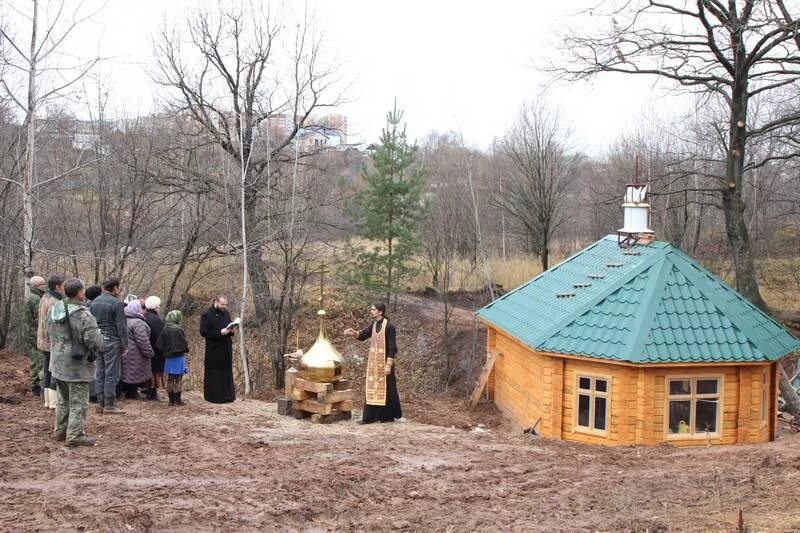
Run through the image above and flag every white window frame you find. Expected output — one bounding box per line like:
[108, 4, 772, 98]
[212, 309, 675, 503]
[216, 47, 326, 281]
[665, 375, 723, 439]
[575, 374, 611, 436]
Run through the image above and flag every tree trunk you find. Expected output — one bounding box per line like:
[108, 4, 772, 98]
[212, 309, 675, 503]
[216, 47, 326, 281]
[721, 187, 767, 311]
[724, 62, 769, 312]
[22, 0, 38, 279]
[244, 188, 272, 321]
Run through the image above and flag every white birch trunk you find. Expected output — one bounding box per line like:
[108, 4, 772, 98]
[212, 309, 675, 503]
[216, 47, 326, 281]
[238, 124, 252, 396]
[22, 0, 39, 278]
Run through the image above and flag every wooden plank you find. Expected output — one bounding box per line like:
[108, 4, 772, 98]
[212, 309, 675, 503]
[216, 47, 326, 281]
[293, 399, 333, 415]
[333, 400, 353, 412]
[316, 390, 355, 404]
[469, 349, 499, 408]
[285, 368, 298, 398]
[292, 408, 311, 419]
[294, 377, 334, 394]
[291, 389, 312, 401]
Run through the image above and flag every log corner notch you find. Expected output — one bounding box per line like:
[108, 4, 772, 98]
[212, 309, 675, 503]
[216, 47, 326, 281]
[468, 349, 499, 409]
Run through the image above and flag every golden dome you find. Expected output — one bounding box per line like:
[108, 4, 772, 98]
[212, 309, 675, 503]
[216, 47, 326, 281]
[299, 309, 344, 382]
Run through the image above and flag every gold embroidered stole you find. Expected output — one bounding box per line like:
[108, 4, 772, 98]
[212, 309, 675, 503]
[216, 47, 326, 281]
[365, 318, 388, 406]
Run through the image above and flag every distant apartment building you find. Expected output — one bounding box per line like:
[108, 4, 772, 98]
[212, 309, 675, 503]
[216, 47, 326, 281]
[262, 113, 348, 152]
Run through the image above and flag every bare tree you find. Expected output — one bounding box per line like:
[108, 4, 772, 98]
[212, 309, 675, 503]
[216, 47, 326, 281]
[551, 0, 800, 311]
[0, 0, 100, 278]
[153, 2, 341, 322]
[495, 100, 581, 271]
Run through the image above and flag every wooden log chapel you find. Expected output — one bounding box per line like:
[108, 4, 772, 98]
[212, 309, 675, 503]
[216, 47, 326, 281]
[476, 184, 800, 447]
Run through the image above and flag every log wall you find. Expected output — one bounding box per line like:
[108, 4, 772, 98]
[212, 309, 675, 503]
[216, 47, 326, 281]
[486, 326, 777, 447]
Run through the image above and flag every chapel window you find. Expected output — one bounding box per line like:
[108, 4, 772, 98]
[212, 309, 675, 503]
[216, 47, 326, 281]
[667, 377, 721, 437]
[576, 375, 609, 434]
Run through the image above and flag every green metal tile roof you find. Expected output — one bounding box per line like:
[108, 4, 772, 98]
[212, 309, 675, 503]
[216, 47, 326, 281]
[476, 236, 800, 364]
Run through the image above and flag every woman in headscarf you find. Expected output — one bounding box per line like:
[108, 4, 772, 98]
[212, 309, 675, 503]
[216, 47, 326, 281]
[156, 310, 190, 406]
[121, 300, 154, 399]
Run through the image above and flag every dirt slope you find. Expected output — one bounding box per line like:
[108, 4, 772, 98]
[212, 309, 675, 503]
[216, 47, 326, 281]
[1, 352, 799, 532]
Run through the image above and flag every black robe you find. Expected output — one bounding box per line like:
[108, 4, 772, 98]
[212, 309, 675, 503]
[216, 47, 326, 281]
[357, 319, 402, 423]
[200, 306, 236, 403]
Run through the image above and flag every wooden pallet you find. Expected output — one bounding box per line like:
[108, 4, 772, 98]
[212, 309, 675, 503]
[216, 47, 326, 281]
[280, 373, 354, 423]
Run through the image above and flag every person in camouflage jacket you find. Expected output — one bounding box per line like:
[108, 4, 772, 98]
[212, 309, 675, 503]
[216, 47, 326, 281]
[24, 276, 46, 395]
[47, 278, 103, 448]
[37, 274, 65, 409]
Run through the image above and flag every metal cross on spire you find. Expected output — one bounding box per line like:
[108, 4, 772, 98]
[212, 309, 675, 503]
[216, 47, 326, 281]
[317, 261, 331, 311]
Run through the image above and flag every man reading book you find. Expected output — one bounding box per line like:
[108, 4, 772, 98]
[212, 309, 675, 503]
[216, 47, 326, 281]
[199, 296, 236, 403]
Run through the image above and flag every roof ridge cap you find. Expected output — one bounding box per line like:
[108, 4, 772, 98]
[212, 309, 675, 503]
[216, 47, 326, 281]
[625, 257, 672, 362]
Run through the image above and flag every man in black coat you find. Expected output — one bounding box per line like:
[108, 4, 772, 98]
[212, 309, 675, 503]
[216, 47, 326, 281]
[199, 297, 236, 403]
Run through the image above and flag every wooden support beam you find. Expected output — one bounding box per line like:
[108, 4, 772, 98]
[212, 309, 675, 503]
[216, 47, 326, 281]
[469, 350, 499, 408]
[291, 389, 312, 401]
[294, 377, 334, 394]
[317, 390, 355, 404]
[293, 399, 333, 415]
[285, 368, 298, 398]
[333, 400, 353, 412]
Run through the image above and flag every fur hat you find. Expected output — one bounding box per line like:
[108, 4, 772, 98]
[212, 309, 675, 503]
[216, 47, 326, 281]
[145, 295, 162, 310]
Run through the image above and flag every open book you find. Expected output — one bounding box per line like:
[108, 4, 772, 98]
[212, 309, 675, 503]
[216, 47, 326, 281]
[226, 317, 242, 329]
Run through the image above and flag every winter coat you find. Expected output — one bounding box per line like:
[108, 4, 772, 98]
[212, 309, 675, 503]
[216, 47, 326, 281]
[156, 326, 189, 359]
[37, 291, 62, 352]
[23, 287, 43, 350]
[122, 312, 154, 384]
[89, 292, 129, 348]
[144, 310, 165, 359]
[48, 298, 102, 382]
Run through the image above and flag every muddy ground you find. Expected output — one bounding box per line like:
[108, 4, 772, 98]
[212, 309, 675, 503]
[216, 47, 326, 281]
[1, 352, 800, 532]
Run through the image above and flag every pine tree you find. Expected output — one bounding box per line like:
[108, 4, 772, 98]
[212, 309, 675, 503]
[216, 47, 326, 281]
[348, 101, 426, 306]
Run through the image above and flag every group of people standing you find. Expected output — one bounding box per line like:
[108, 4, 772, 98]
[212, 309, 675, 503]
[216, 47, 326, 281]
[21, 274, 238, 448]
[22, 273, 400, 446]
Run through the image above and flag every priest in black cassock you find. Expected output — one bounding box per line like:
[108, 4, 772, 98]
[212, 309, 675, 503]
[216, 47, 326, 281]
[344, 302, 403, 424]
[200, 297, 236, 403]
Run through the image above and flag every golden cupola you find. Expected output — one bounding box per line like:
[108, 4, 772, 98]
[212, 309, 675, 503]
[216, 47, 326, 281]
[298, 265, 345, 382]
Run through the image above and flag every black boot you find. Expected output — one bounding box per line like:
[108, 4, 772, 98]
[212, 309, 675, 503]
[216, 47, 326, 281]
[168, 392, 175, 406]
[175, 392, 186, 406]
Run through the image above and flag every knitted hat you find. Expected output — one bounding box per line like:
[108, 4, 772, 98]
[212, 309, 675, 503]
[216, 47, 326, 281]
[145, 295, 162, 310]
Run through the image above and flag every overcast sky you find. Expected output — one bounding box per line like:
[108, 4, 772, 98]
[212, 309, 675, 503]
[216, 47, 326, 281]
[4, 0, 690, 154]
